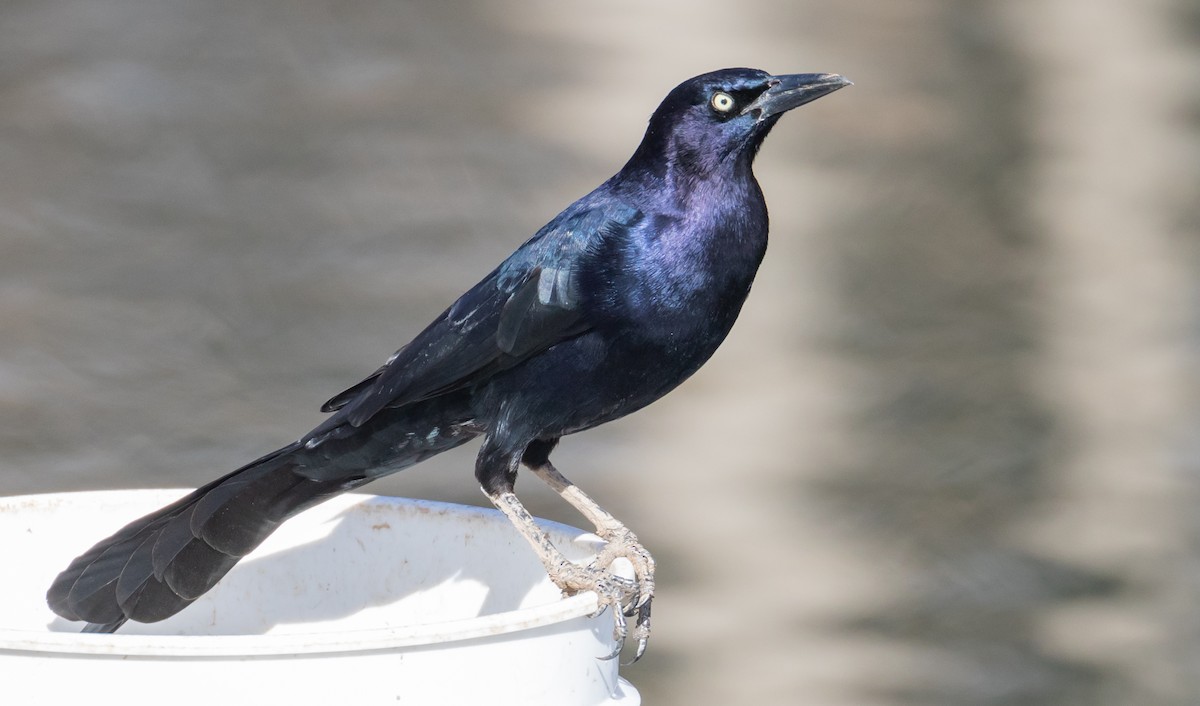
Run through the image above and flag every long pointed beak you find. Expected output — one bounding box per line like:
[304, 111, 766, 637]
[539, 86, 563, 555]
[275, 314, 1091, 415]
[743, 73, 852, 119]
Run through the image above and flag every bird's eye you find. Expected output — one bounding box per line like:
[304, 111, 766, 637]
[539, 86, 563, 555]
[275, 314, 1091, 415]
[710, 91, 736, 114]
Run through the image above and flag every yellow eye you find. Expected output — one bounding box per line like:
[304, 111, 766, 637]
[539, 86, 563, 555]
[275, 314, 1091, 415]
[710, 91, 735, 114]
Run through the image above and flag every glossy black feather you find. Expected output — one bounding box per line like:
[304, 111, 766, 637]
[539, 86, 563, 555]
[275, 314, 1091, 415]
[325, 202, 642, 430]
[47, 68, 848, 631]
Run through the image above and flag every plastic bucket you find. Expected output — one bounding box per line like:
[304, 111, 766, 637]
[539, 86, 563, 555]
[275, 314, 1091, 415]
[0, 490, 639, 705]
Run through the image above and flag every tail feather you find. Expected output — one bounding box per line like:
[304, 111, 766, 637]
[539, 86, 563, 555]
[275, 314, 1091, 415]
[59, 538, 135, 624]
[47, 442, 350, 629]
[114, 533, 158, 607]
[81, 617, 127, 633]
[48, 395, 480, 632]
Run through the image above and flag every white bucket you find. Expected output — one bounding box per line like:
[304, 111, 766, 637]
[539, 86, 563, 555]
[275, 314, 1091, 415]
[0, 490, 640, 705]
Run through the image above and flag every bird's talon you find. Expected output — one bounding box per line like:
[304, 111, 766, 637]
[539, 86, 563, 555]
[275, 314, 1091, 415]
[611, 601, 628, 642]
[622, 598, 652, 665]
[625, 636, 649, 666]
[588, 530, 655, 657]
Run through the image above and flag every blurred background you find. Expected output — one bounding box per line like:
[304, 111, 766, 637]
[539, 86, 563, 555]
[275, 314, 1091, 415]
[2, 0, 1199, 703]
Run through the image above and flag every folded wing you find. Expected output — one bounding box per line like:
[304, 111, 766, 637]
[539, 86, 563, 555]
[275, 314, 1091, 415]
[321, 202, 643, 429]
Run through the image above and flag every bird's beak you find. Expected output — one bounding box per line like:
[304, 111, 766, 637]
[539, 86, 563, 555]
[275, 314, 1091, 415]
[743, 73, 852, 120]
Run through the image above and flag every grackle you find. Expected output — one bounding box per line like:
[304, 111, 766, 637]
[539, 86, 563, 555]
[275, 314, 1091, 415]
[47, 68, 849, 659]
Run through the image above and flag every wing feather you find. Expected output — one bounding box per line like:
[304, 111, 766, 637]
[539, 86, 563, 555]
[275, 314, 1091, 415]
[323, 202, 642, 428]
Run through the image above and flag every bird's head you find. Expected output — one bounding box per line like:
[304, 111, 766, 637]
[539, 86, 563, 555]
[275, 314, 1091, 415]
[626, 68, 850, 181]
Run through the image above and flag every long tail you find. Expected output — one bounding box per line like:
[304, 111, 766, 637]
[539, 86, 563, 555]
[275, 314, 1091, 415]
[46, 443, 359, 632]
[48, 397, 479, 633]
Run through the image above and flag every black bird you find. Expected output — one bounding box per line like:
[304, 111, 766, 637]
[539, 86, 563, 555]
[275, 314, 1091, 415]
[47, 68, 849, 658]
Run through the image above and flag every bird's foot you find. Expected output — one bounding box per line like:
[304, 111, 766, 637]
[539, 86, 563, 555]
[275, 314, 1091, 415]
[550, 526, 655, 662]
[595, 526, 654, 662]
[488, 487, 654, 661]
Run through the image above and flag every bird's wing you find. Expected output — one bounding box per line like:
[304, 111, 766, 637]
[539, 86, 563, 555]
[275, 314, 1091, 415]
[321, 201, 643, 428]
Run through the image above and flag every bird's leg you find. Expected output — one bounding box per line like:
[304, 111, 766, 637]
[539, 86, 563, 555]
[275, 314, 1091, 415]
[486, 488, 642, 658]
[523, 458, 655, 662]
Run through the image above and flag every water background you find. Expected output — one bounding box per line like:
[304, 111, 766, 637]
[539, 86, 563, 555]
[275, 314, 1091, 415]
[2, 1, 1198, 703]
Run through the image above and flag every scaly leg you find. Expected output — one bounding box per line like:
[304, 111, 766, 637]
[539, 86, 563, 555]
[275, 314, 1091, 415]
[522, 459, 655, 662]
[487, 489, 642, 658]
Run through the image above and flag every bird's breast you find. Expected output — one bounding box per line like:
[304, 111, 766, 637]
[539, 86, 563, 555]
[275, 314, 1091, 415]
[599, 212, 766, 358]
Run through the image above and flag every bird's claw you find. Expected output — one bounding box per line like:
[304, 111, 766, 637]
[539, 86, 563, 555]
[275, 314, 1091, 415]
[594, 588, 650, 664]
[544, 527, 655, 662]
[595, 527, 654, 601]
[625, 599, 651, 664]
[624, 587, 652, 615]
[592, 527, 655, 662]
[598, 606, 627, 661]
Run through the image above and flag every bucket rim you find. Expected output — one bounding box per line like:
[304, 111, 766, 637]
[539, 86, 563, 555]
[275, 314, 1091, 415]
[0, 490, 604, 657]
